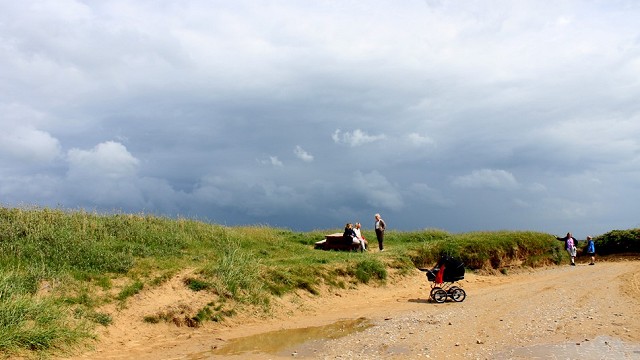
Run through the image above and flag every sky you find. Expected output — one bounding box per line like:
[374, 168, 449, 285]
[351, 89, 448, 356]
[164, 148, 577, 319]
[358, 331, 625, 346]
[1, 0, 639, 238]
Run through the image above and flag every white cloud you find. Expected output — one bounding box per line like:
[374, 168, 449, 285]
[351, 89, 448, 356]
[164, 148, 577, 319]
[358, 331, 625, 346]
[258, 156, 283, 167]
[67, 141, 139, 180]
[452, 169, 519, 190]
[332, 129, 386, 147]
[58, 141, 149, 209]
[406, 133, 435, 147]
[294, 145, 314, 162]
[0, 126, 61, 163]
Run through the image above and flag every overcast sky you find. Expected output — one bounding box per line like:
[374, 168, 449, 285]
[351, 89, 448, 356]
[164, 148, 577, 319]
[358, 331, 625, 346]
[1, 1, 639, 238]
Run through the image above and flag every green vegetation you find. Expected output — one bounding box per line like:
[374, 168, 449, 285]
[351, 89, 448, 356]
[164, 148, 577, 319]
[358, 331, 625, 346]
[591, 229, 640, 255]
[0, 206, 637, 357]
[401, 229, 563, 269]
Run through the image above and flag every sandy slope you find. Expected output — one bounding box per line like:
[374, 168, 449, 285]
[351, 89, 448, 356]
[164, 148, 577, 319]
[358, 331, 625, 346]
[65, 258, 640, 359]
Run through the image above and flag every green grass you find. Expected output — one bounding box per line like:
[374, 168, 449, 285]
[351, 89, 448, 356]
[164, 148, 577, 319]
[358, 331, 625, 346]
[0, 205, 637, 357]
[352, 258, 387, 283]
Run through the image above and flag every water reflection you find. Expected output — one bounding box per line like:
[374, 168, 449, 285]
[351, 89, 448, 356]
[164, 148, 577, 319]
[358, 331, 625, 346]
[208, 317, 372, 357]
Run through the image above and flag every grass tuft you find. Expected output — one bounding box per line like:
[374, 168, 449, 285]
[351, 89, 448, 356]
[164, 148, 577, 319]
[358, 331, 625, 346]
[352, 259, 387, 284]
[117, 281, 144, 301]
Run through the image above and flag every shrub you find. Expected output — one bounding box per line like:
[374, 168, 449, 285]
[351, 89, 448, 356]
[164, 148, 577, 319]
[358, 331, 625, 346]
[408, 231, 560, 270]
[263, 267, 322, 296]
[184, 278, 212, 292]
[595, 229, 640, 255]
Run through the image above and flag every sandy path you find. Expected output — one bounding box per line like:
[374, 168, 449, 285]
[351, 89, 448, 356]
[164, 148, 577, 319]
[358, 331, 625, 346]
[67, 259, 640, 359]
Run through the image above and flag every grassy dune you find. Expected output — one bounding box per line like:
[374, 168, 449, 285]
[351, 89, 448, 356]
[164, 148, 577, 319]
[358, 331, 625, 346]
[0, 206, 637, 357]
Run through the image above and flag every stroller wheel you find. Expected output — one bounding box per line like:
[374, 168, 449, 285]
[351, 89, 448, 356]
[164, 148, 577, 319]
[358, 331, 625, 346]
[450, 287, 466, 302]
[432, 289, 447, 303]
[430, 286, 442, 298]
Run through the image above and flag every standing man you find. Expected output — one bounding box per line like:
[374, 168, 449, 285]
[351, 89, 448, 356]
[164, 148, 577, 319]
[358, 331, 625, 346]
[374, 213, 386, 252]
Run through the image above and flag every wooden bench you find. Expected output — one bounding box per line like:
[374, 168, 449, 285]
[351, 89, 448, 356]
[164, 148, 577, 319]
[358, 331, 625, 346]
[314, 233, 366, 251]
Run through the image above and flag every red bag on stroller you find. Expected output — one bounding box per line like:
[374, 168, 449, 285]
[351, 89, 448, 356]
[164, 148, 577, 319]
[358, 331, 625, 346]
[434, 263, 445, 284]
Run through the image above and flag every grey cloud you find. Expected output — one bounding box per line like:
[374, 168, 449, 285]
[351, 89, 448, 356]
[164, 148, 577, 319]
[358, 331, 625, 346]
[407, 183, 453, 208]
[2, 1, 640, 237]
[191, 174, 313, 218]
[452, 169, 519, 190]
[353, 171, 404, 211]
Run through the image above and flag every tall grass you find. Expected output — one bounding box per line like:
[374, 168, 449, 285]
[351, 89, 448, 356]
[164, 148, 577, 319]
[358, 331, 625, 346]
[0, 271, 90, 353]
[200, 238, 263, 302]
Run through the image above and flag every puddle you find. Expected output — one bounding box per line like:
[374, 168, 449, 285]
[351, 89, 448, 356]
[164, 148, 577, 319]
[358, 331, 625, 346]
[494, 336, 640, 359]
[205, 317, 372, 357]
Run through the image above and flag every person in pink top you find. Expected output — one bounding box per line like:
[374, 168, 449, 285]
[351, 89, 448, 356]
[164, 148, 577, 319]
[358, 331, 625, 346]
[556, 232, 578, 266]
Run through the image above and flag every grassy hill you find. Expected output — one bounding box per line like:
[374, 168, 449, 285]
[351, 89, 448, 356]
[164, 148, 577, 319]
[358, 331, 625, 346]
[1, 206, 637, 357]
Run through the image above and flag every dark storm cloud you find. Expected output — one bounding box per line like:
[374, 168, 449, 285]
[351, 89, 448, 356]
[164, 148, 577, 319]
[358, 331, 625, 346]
[1, 0, 640, 238]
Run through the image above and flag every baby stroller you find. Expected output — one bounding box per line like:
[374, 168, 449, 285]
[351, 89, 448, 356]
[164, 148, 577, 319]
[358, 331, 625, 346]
[419, 255, 466, 303]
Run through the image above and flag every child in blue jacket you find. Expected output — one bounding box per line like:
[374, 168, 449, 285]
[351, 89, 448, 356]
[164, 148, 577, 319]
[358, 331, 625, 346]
[586, 236, 596, 265]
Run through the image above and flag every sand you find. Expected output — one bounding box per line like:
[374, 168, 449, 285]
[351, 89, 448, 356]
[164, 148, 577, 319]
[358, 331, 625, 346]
[64, 258, 640, 359]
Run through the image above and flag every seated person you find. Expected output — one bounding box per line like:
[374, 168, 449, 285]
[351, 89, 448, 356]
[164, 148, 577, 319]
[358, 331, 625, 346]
[343, 223, 357, 245]
[353, 222, 367, 251]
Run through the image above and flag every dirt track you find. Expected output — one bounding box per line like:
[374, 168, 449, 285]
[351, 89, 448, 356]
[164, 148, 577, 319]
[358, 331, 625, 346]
[68, 259, 640, 360]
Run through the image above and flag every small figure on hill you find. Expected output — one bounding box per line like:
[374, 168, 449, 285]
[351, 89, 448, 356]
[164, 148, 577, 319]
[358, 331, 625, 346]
[353, 222, 367, 251]
[557, 232, 577, 266]
[374, 213, 386, 252]
[586, 236, 596, 265]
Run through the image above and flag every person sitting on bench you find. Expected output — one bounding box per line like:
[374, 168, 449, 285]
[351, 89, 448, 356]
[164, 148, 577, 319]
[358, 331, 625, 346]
[353, 222, 367, 251]
[343, 223, 356, 244]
